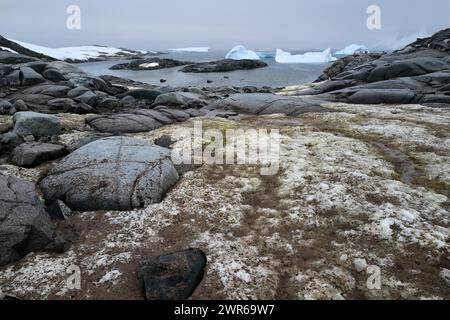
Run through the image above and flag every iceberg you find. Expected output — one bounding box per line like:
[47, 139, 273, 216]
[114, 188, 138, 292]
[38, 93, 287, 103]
[168, 47, 209, 53]
[275, 48, 337, 64]
[7, 38, 147, 61]
[256, 51, 276, 59]
[225, 45, 260, 60]
[335, 44, 369, 55]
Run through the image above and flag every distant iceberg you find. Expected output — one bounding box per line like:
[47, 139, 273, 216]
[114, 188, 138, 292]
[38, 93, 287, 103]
[168, 47, 209, 53]
[335, 44, 369, 55]
[225, 45, 260, 60]
[275, 48, 337, 64]
[8, 38, 147, 61]
[256, 51, 276, 59]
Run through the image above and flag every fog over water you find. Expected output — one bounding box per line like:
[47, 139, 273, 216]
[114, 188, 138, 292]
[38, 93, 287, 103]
[1, 0, 449, 51]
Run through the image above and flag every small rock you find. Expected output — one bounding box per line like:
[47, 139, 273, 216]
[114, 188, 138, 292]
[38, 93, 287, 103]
[440, 268, 450, 287]
[154, 135, 175, 148]
[9, 142, 68, 167]
[354, 258, 368, 273]
[47, 200, 73, 221]
[160, 79, 167, 83]
[13, 99, 28, 111]
[138, 249, 207, 300]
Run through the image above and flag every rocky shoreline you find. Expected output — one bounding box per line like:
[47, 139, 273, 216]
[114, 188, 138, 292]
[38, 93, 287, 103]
[0, 29, 449, 300]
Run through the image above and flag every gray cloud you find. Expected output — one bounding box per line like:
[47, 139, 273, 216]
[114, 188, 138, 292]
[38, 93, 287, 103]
[1, 0, 449, 51]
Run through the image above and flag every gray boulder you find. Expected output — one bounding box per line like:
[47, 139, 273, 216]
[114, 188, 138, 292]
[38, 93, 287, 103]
[40, 137, 179, 211]
[20, 67, 45, 86]
[209, 93, 328, 116]
[152, 92, 205, 108]
[0, 99, 14, 115]
[87, 113, 164, 133]
[67, 86, 90, 98]
[13, 111, 61, 137]
[0, 174, 64, 267]
[9, 142, 68, 167]
[13, 99, 28, 111]
[75, 91, 97, 107]
[42, 68, 66, 82]
[47, 98, 77, 111]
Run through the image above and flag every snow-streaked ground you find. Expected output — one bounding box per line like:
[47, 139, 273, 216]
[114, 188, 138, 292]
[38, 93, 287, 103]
[7, 38, 147, 61]
[0, 102, 449, 300]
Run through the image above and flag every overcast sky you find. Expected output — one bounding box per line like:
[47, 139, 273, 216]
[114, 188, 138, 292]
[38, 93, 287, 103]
[1, 0, 449, 51]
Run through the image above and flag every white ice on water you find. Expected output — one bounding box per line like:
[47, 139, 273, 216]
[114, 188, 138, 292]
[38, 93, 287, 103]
[168, 47, 209, 53]
[225, 45, 260, 60]
[335, 44, 369, 55]
[275, 48, 337, 64]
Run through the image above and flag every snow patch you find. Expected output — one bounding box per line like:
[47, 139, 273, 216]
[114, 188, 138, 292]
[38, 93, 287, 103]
[168, 47, 209, 53]
[7, 38, 146, 61]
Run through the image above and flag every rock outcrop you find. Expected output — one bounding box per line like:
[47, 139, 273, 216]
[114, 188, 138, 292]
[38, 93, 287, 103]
[0, 174, 64, 267]
[40, 137, 179, 211]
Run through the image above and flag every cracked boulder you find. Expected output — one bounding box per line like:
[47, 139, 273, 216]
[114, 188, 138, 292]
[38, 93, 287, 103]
[0, 174, 65, 267]
[40, 136, 179, 211]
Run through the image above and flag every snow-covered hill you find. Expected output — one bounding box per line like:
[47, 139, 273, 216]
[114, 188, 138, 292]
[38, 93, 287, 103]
[0, 36, 148, 63]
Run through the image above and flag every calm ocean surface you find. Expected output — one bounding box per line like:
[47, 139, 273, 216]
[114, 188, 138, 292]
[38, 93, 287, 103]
[77, 50, 330, 88]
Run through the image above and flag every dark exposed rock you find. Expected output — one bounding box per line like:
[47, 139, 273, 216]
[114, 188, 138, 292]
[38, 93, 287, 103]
[152, 92, 206, 108]
[42, 68, 66, 82]
[0, 173, 64, 267]
[0, 132, 22, 152]
[0, 51, 38, 64]
[209, 93, 329, 116]
[87, 113, 164, 133]
[67, 86, 90, 98]
[47, 200, 73, 221]
[110, 57, 191, 71]
[138, 249, 207, 300]
[180, 59, 268, 73]
[74, 90, 98, 107]
[19, 67, 45, 86]
[0, 99, 14, 115]
[154, 135, 175, 148]
[13, 111, 61, 137]
[9, 142, 68, 167]
[118, 89, 161, 102]
[40, 137, 179, 211]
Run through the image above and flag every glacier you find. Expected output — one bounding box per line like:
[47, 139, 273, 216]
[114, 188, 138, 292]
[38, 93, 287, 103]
[168, 47, 209, 53]
[225, 45, 260, 60]
[275, 48, 337, 64]
[7, 38, 147, 61]
[335, 44, 369, 55]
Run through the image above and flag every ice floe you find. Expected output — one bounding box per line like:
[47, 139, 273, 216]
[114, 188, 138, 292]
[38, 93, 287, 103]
[275, 48, 337, 63]
[168, 47, 209, 53]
